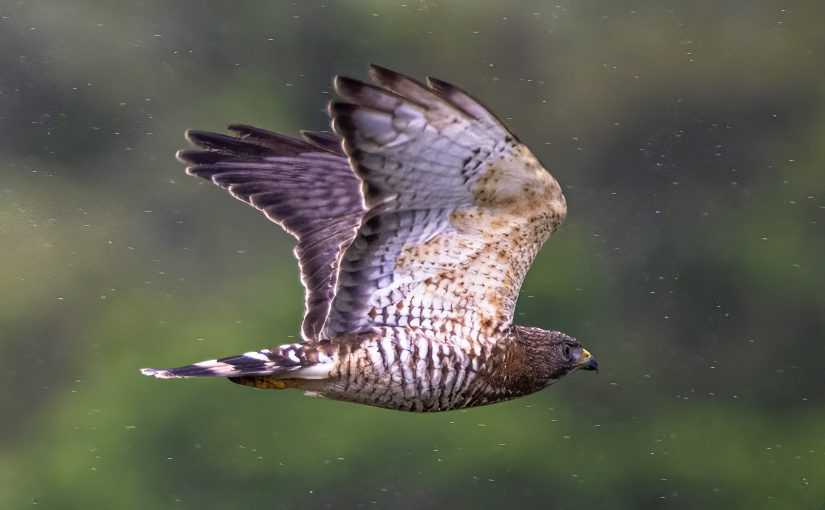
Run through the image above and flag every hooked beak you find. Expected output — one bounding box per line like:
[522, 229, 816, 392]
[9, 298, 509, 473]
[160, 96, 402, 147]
[579, 348, 599, 372]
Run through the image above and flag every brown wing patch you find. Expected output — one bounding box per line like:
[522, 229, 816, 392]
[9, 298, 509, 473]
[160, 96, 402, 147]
[474, 145, 566, 217]
[230, 376, 309, 390]
[375, 149, 565, 344]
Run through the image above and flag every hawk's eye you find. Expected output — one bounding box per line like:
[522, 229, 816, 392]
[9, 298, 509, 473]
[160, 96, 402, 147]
[562, 344, 573, 362]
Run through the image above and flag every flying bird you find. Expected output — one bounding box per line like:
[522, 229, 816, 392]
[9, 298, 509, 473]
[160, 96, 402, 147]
[141, 65, 597, 411]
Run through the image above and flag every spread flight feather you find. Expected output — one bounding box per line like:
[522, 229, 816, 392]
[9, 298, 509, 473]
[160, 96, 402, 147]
[176, 65, 566, 348]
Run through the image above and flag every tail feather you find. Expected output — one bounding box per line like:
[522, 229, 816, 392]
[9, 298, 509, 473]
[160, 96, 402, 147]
[140, 344, 333, 380]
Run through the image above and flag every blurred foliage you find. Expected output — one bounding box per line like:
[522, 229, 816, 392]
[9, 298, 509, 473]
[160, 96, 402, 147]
[1, 0, 824, 508]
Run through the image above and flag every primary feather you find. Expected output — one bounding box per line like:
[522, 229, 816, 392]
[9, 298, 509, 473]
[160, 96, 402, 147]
[177, 126, 363, 340]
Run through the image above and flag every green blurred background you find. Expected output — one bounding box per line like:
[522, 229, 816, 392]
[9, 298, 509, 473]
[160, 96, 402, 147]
[2, 1, 824, 508]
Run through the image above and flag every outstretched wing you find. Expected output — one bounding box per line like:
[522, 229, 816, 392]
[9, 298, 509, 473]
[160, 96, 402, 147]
[177, 125, 364, 340]
[323, 66, 567, 343]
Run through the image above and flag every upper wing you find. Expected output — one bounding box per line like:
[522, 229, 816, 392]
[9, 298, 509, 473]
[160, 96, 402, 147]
[177, 125, 364, 340]
[323, 66, 567, 343]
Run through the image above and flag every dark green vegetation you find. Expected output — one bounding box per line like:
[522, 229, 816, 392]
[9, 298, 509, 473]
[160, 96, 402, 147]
[2, 1, 823, 508]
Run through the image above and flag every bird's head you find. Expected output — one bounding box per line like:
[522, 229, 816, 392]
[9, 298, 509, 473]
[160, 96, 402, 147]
[513, 326, 598, 388]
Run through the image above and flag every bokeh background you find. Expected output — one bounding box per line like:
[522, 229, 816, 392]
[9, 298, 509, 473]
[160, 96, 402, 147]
[2, 1, 824, 508]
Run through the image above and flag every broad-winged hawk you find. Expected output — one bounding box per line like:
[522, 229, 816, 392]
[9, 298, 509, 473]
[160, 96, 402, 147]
[141, 66, 597, 412]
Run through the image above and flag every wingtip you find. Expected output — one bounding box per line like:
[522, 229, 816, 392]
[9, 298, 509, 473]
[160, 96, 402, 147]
[333, 75, 367, 96]
[332, 74, 346, 93]
[367, 64, 400, 86]
[175, 149, 221, 171]
[327, 100, 360, 119]
[368, 63, 394, 78]
[183, 129, 218, 150]
[328, 102, 359, 137]
[174, 149, 189, 164]
[226, 123, 255, 135]
[183, 129, 199, 145]
[425, 75, 451, 93]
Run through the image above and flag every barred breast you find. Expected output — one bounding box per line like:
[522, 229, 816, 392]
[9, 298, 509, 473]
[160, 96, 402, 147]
[317, 327, 510, 412]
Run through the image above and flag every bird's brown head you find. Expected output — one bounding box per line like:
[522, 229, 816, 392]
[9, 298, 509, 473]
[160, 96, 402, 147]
[512, 326, 598, 389]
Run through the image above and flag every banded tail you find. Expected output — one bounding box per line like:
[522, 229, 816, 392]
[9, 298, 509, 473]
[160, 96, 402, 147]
[140, 344, 332, 381]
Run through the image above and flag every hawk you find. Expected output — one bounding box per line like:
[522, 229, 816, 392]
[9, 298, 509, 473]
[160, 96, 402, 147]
[141, 66, 597, 412]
